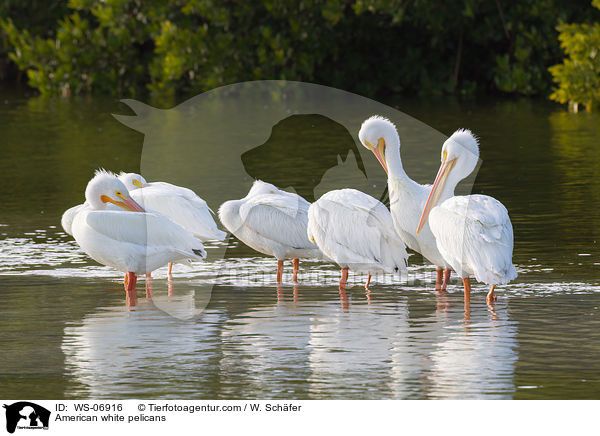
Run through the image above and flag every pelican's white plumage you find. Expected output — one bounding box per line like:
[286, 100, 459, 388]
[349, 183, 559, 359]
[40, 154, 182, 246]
[74, 210, 206, 274]
[307, 189, 408, 283]
[359, 116, 451, 288]
[62, 201, 122, 236]
[417, 129, 517, 301]
[61, 203, 86, 236]
[118, 172, 226, 241]
[218, 180, 322, 281]
[219, 180, 321, 260]
[429, 195, 517, 285]
[71, 171, 205, 286]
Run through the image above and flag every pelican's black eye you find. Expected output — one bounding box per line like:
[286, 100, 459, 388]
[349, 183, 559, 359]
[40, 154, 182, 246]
[116, 191, 122, 196]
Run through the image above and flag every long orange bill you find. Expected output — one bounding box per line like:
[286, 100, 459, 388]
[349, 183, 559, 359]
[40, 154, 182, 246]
[416, 158, 455, 234]
[122, 197, 145, 212]
[370, 138, 388, 175]
[101, 195, 146, 212]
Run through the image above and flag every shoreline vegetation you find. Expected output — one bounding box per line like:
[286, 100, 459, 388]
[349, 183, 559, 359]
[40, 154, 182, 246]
[0, 0, 599, 111]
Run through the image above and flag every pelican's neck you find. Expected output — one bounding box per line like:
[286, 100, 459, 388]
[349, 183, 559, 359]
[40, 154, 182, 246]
[439, 174, 459, 203]
[384, 132, 410, 182]
[437, 154, 478, 203]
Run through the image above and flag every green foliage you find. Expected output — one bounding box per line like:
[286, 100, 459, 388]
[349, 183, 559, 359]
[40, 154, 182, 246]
[148, 1, 350, 98]
[549, 1, 600, 112]
[0, 1, 69, 81]
[1, 0, 160, 95]
[492, 1, 564, 95]
[1, 0, 599, 99]
[352, 0, 593, 96]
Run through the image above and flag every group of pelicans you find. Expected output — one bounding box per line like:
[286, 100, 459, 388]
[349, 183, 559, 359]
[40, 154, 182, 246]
[61, 116, 516, 304]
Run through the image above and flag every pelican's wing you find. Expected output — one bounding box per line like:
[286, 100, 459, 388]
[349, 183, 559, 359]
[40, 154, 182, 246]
[238, 193, 315, 250]
[277, 189, 312, 210]
[308, 189, 408, 271]
[147, 182, 215, 212]
[84, 211, 205, 259]
[130, 185, 225, 241]
[61, 203, 86, 236]
[432, 194, 517, 284]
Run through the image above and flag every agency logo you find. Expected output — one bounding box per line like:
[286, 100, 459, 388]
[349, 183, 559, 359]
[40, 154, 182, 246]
[3, 402, 50, 434]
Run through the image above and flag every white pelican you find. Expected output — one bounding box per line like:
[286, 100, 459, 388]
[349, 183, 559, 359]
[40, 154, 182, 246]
[416, 129, 517, 303]
[307, 189, 408, 289]
[71, 170, 206, 291]
[62, 198, 123, 235]
[118, 172, 225, 275]
[218, 180, 321, 283]
[118, 172, 226, 241]
[61, 204, 86, 236]
[358, 116, 452, 290]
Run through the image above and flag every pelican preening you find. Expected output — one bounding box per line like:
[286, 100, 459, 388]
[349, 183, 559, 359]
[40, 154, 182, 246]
[219, 180, 322, 283]
[118, 172, 225, 275]
[62, 115, 516, 306]
[416, 130, 517, 303]
[358, 116, 453, 291]
[307, 189, 408, 290]
[68, 170, 206, 291]
[118, 173, 226, 242]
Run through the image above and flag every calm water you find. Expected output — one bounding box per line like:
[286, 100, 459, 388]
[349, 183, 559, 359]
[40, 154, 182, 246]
[1, 84, 599, 400]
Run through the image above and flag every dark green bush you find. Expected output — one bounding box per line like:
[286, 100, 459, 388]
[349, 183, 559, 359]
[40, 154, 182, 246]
[1, 0, 598, 99]
[549, 0, 600, 112]
[0, 0, 69, 81]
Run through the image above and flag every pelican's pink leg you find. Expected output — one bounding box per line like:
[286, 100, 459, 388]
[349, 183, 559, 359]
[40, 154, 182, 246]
[168, 278, 174, 297]
[441, 268, 451, 291]
[168, 262, 173, 277]
[276, 260, 284, 283]
[487, 285, 497, 303]
[339, 288, 349, 310]
[339, 267, 349, 289]
[292, 258, 300, 282]
[463, 277, 472, 321]
[145, 274, 153, 298]
[365, 274, 372, 304]
[462, 277, 471, 301]
[338, 267, 350, 309]
[435, 268, 443, 291]
[125, 289, 138, 307]
[125, 271, 137, 291]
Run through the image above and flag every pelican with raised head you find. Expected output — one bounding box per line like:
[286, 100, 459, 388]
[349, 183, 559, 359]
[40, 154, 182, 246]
[70, 170, 206, 291]
[359, 116, 452, 290]
[416, 129, 517, 303]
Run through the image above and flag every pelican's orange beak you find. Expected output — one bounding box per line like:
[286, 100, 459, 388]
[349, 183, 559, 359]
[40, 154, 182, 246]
[101, 195, 145, 212]
[416, 154, 456, 234]
[121, 197, 145, 212]
[366, 138, 388, 175]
